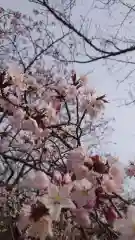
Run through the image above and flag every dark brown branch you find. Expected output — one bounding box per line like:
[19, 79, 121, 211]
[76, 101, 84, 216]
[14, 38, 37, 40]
[24, 32, 70, 72]
[32, 0, 135, 64]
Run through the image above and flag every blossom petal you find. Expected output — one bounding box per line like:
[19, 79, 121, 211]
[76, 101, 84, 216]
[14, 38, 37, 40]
[74, 178, 92, 191]
[60, 183, 73, 198]
[50, 204, 61, 221]
[39, 195, 53, 208]
[61, 198, 76, 209]
[73, 208, 91, 227]
[34, 171, 49, 189]
[71, 190, 88, 207]
[48, 183, 59, 198]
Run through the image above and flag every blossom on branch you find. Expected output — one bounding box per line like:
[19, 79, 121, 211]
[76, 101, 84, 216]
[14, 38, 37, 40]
[40, 183, 75, 221]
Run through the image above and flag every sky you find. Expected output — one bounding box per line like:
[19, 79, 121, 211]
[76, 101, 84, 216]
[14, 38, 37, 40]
[1, 0, 135, 164]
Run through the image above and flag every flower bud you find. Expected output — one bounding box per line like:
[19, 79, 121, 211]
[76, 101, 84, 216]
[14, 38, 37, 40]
[63, 173, 71, 184]
[53, 170, 62, 183]
[104, 207, 117, 224]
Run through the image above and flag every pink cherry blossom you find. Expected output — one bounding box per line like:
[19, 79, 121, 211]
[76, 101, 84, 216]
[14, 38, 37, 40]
[45, 102, 57, 122]
[79, 75, 88, 86]
[25, 74, 37, 87]
[101, 162, 124, 194]
[65, 85, 78, 101]
[109, 163, 125, 185]
[63, 173, 71, 184]
[72, 207, 91, 227]
[86, 170, 99, 185]
[22, 117, 40, 134]
[18, 204, 53, 240]
[91, 95, 105, 111]
[21, 171, 49, 190]
[73, 178, 92, 191]
[9, 94, 20, 105]
[71, 178, 95, 207]
[8, 63, 25, 89]
[55, 83, 67, 96]
[71, 186, 95, 208]
[80, 91, 105, 118]
[104, 207, 118, 224]
[74, 165, 89, 180]
[102, 175, 123, 194]
[53, 170, 62, 182]
[34, 171, 50, 189]
[80, 99, 99, 118]
[13, 108, 25, 120]
[67, 147, 86, 171]
[51, 98, 61, 114]
[40, 183, 75, 221]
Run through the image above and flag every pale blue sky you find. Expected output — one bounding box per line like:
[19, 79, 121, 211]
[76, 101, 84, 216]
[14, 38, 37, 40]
[1, 0, 135, 164]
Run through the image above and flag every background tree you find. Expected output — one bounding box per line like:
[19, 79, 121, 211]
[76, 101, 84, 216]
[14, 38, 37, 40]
[28, 0, 135, 64]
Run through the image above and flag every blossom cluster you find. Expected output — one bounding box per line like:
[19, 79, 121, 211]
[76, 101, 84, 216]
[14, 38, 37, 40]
[16, 150, 126, 240]
[0, 63, 132, 240]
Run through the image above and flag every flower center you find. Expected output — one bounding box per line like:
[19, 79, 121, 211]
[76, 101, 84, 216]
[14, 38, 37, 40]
[82, 189, 89, 196]
[54, 194, 61, 203]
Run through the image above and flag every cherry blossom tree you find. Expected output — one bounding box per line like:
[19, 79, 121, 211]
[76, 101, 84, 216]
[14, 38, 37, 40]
[0, 3, 134, 240]
[0, 62, 132, 240]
